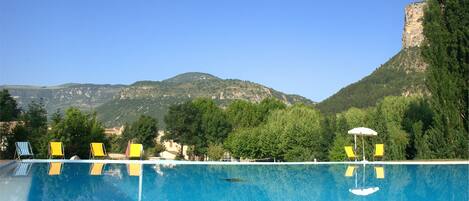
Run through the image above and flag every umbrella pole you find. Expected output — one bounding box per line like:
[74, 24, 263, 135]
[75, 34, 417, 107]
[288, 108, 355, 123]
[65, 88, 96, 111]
[354, 135, 357, 151]
[362, 136, 366, 161]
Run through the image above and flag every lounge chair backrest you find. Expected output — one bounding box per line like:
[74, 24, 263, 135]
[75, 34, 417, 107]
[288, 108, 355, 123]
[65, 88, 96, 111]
[375, 166, 385, 179]
[375, 144, 384, 156]
[129, 144, 143, 158]
[91, 143, 106, 157]
[344, 146, 356, 158]
[16, 142, 32, 156]
[345, 166, 356, 177]
[50, 142, 64, 157]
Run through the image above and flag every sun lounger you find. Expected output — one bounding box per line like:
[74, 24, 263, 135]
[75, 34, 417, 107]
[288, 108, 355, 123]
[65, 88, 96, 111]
[48, 142, 65, 159]
[14, 142, 34, 160]
[344, 146, 358, 161]
[126, 143, 143, 160]
[373, 144, 384, 160]
[90, 143, 107, 159]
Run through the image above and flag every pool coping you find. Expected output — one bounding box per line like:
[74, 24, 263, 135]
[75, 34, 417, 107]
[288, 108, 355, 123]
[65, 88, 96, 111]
[19, 159, 469, 165]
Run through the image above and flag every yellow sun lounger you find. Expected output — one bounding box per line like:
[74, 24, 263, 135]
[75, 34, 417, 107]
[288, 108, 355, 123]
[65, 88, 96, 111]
[373, 144, 384, 160]
[90, 143, 107, 159]
[48, 162, 63, 176]
[90, 163, 105, 176]
[48, 142, 64, 159]
[344, 165, 357, 177]
[127, 143, 144, 160]
[375, 166, 385, 179]
[344, 146, 358, 161]
[127, 163, 142, 176]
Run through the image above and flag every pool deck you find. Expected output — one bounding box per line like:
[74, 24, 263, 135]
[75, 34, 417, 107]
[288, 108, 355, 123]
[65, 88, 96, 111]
[0, 160, 15, 169]
[18, 159, 469, 165]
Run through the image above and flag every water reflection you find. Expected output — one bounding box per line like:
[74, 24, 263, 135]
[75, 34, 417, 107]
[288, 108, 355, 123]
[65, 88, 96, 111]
[345, 165, 383, 196]
[375, 166, 384, 179]
[0, 162, 466, 201]
[48, 162, 62, 176]
[127, 163, 142, 177]
[13, 162, 32, 177]
[89, 163, 105, 176]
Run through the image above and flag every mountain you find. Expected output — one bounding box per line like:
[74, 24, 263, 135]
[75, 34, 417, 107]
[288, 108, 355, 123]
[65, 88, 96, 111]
[1, 72, 314, 127]
[316, 2, 428, 114]
[316, 47, 427, 113]
[0, 84, 124, 114]
[96, 72, 314, 126]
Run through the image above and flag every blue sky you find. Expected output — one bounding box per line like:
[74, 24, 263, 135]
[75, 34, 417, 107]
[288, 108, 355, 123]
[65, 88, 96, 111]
[0, 0, 417, 101]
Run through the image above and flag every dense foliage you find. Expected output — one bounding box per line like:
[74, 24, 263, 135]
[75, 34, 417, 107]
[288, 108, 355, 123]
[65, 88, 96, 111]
[225, 105, 325, 162]
[48, 108, 108, 158]
[164, 98, 232, 159]
[0, 89, 21, 121]
[422, 0, 468, 159]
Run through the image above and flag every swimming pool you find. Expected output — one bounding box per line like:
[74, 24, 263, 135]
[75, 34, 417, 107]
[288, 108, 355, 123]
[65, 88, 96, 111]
[0, 161, 467, 201]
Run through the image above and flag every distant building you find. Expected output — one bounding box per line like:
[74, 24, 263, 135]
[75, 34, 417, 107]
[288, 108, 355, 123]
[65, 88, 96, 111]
[104, 126, 125, 136]
[157, 130, 189, 160]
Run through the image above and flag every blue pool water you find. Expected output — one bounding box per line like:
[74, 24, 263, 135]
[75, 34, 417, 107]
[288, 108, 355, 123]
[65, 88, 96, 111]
[0, 162, 467, 201]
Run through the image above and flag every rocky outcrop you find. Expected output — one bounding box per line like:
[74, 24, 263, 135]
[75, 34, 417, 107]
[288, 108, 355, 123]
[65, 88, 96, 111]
[403, 2, 426, 48]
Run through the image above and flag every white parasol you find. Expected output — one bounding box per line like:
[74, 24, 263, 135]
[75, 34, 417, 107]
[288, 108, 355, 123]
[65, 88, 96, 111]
[348, 127, 377, 161]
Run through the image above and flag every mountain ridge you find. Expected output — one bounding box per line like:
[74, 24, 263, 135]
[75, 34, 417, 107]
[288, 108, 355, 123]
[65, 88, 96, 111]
[1, 72, 314, 126]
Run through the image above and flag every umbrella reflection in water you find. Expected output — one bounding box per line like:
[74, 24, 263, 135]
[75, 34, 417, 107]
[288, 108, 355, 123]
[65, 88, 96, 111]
[345, 164, 385, 196]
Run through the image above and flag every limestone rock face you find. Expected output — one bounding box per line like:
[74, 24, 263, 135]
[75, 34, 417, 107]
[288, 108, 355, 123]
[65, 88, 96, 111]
[402, 2, 426, 48]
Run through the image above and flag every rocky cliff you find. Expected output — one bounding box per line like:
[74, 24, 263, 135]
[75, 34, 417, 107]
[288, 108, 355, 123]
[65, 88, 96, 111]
[403, 2, 426, 49]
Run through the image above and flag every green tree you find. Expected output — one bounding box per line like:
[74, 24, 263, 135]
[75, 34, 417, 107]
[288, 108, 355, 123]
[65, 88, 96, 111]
[372, 96, 412, 160]
[192, 98, 232, 156]
[23, 100, 48, 157]
[164, 101, 201, 157]
[328, 116, 353, 161]
[224, 127, 262, 159]
[257, 98, 287, 122]
[121, 115, 159, 150]
[48, 108, 107, 159]
[402, 98, 434, 159]
[226, 100, 261, 129]
[320, 115, 336, 158]
[266, 105, 324, 161]
[0, 89, 21, 121]
[207, 144, 225, 161]
[422, 0, 469, 159]
[0, 89, 23, 159]
[412, 121, 431, 159]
